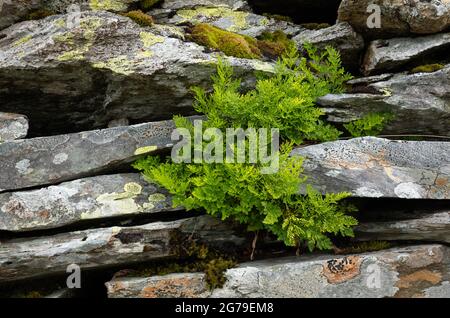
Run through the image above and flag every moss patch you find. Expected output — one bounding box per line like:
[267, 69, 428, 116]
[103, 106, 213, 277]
[124, 10, 154, 27]
[25, 9, 55, 21]
[190, 23, 261, 59]
[257, 30, 296, 59]
[301, 23, 331, 30]
[409, 63, 444, 74]
[126, 238, 236, 289]
[335, 241, 392, 255]
[262, 13, 292, 23]
[190, 24, 295, 60]
[140, 0, 163, 10]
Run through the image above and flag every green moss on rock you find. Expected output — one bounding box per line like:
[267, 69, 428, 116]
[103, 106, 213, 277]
[126, 238, 236, 289]
[141, 0, 163, 10]
[409, 63, 444, 74]
[190, 23, 261, 59]
[262, 13, 293, 23]
[124, 10, 154, 27]
[25, 9, 55, 21]
[257, 30, 296, 59]
[336, 241, 392, 254]
[301, 23, 331, 30]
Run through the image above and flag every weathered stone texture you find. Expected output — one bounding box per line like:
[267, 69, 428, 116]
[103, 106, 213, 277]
[292, 137, 450, 199]
[0, 173, 178, 232]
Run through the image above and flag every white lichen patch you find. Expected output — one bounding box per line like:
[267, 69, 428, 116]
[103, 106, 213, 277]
[53, 153, 69, 165]
[394, 182, 425, 198]
[134, 146, 158, 155]
[82, 191, 141, 219]
[124, 182, 142, 195]
[250, 59, 275, 73]
[149, 193, 166, 202]
[355, 187, 384, 198]
[15, 159, 32, 175]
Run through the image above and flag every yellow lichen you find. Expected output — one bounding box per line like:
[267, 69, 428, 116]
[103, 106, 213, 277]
[177, 7, 251, 33]
[140, 31, 164, 48]
[54, 18, 67, 28]
[134, 146, 158, 155]
[409, 63, 445, 74]
[58, 49, 86, 61]
[90, 0, 129, 11]
[380, 88, 392, 97]
[55, 18, 103, 61]
[92, 55, 134, 75]
[12, 35, 32, 47]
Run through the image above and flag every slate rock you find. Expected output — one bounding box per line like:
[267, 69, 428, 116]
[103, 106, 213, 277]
[106, 245, 450, 298]
[0, 215, 246, 282]
[318, 65, 450, 136]
[292, 137, 450, 199]
[0, 173, 179, 232]
[0, 112, 29, 141]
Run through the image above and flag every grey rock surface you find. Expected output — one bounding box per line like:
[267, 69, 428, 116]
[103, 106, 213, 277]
[338, 0, 450, 38]
[106, 273, 211, 298]
[292, 137, 450, 199]
[150, 0, 251, 19]
[363, 33, 450, 75]
[293, 22, 364, 70]
[318, 65, 450, 136]
[0, 215, 246, 282]
[0, 11, 273, 136]
[0, 119, 176, 193]
[355, 210, 450, 244]
[0, 0, 141, 31]
[106, 245, 450, 298]
[0, 112, 29, 141]
[0, 173, 179, 232]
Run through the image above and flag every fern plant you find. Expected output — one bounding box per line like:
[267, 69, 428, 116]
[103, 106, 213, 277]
[133, 45, 358, 251]
[344, 113, 393, 137]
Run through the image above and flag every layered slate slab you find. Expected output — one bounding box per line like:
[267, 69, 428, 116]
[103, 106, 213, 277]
[317, 65, 450, 137]
[0, 119, 176, 193]
[0, 215, 246, 283]
[363, 33, 450, 75]
[106, 245, 450, 298]
[293, 137, 450, 199]
[0, 112, 28, 141]
[355, 210, 450, 244]
[0, 11, 273, 136]
[0, 173, 180, 232]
